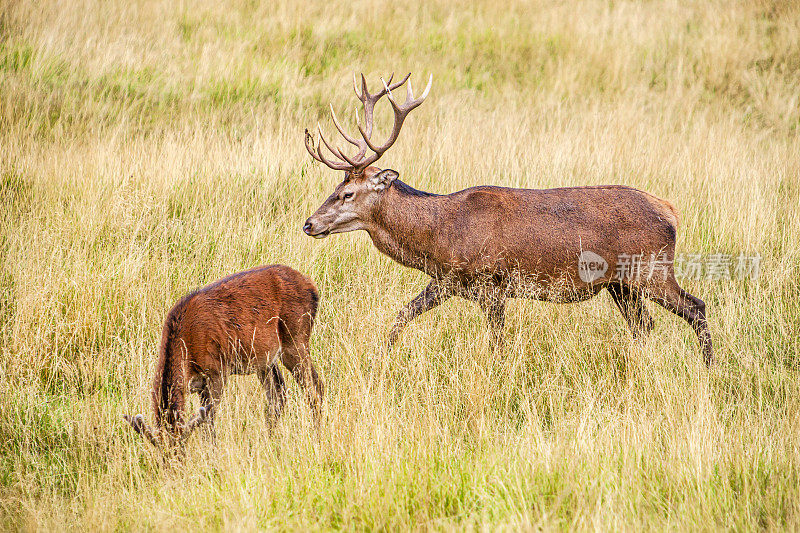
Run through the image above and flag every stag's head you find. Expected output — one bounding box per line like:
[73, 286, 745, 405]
[302, 73, 432, 238]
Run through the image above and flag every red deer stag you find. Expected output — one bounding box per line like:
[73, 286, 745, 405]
[302, 73, 712, 365]
[123, 265, 324, 448]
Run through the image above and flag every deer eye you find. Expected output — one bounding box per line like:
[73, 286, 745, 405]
[343, 192, 354, 201]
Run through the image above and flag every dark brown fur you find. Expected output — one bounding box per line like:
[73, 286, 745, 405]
[126, 265, 324, 446]
[304, 167, 712, 364]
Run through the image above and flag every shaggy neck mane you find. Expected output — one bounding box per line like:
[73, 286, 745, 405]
[391, 179, 438, 198]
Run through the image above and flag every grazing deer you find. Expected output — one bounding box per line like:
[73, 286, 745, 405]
[302, 73, 713, 364]
[123, 265, 324, 448]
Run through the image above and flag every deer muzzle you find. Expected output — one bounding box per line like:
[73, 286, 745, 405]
[303, 219, 330, 238]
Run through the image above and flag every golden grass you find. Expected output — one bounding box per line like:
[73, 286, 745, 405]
[1, 0, 799, 529]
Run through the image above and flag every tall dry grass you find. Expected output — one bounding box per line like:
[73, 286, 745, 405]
[1, 0, 799, 529]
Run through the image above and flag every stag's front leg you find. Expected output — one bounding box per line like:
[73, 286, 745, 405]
[387, 279, 453, 350]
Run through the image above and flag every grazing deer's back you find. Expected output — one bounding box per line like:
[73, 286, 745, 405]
[162, 265, 317, 368]
[183, 265, 316, 319]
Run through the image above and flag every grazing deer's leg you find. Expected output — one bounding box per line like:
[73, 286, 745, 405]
[197, 372, 224, 441]
[645, 277, 713, 365]
[258, 364, 287, 427]
[277, 317, 323, 424]
[387, 279, 453, 350]
[280, 347, 324, 425]
[607, 283, 655, 339]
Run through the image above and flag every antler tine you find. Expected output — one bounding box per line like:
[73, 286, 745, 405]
[420, 73, 433, 100]
[377, 72, 411, 102]
[380, 76, 394, 99]
[329, 104, 360, 147]
[305, 126, 349, 171]
[368, 72, 394, 99]
[315, 125, 352, 170]
[317, 123, 346, 162]
[356, 72, 410, 104]
[388, 73, 433, 112]
[316, 144, 350, 171]
[317, 124, 351, 170]
[323, 137, 361, 167]
[382, 72, 418, 107]
[360, 73, 368, 100]
[390, 72, 411, 92]
[335, 146, 362, 167]
[305, 129, 325, 164]
[356, 120, 383, 154]
[359, 72, 397, 101]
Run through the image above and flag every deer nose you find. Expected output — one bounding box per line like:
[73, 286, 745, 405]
[302, 220, 313, 235]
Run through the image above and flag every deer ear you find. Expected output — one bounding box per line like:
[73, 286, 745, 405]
[370, 169, 399, 191]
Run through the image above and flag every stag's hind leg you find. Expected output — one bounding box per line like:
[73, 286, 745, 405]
[465, 291, 506, 351]
[607, 282, 655, 339]
[645, 277, 713, 365]
[483, 298, 506, 351]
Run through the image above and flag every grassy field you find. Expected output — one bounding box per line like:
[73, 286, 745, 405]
[2, 0, 800, 529]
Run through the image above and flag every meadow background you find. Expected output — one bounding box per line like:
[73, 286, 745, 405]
[1, 0, 799, 529]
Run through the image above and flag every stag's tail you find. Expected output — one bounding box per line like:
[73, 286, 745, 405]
[151, 301, 188, 434]
[662, 199, 680, 230]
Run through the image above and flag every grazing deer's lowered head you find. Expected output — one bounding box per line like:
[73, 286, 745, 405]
[303, 72, 713, 365]
[122, 409, 209, 450]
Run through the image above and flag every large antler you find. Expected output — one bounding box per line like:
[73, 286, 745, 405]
[305, 72, 432, 174]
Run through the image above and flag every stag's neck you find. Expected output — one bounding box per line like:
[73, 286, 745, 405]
[364, 180, 444, 276]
